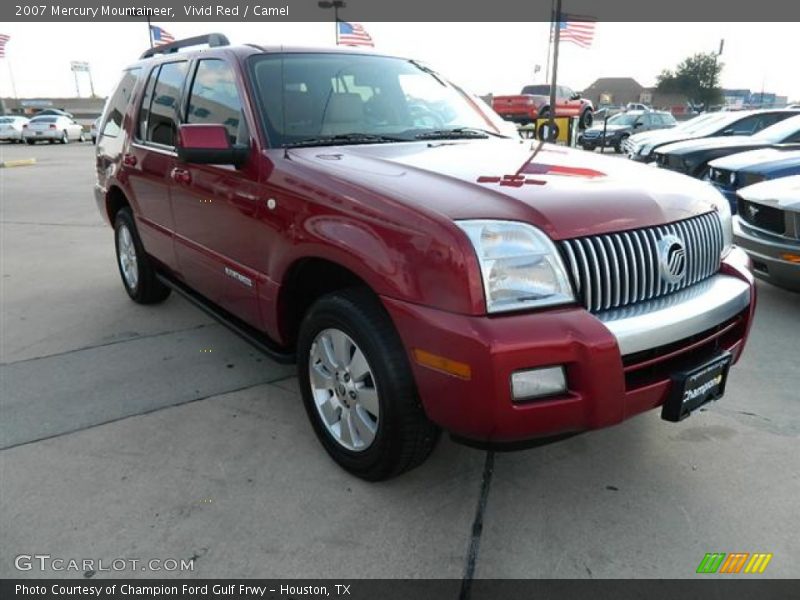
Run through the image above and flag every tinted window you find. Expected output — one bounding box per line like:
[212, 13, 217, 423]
[521, 85, 551, 95]
[725, 114, 783, 136]
[187, 59, 246, 144]
[137, 67, 158, 141]
[31, 117, 57, 123]
[139, 61, 188, 147]
[101, 68, 141, 139]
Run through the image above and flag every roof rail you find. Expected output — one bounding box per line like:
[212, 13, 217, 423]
[140, 33, 230, 59]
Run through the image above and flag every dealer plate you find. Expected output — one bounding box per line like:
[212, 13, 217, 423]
[661, 352, 732, 422]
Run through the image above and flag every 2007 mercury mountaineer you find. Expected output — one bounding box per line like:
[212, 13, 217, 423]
[94, 34, 756, 480]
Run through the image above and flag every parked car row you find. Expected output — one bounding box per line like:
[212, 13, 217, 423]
[579, 110, 677, 153]
[632, 109, 800, 293]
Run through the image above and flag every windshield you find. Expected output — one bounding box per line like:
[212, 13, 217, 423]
[686, 113, 746, 136]
[674, 113, 720, 133]
[753, 114, 800, 143]
[31, 116, 57, 123]
[607, 113, 641, 126]
[249, 53, 509, 147]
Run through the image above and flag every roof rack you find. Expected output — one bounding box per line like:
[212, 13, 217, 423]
[140, 33, 230, 59]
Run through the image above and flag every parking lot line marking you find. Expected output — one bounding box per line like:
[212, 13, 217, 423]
[0, 158, 36, 168]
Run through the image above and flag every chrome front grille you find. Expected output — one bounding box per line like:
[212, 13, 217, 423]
[559, 212, 724, 313]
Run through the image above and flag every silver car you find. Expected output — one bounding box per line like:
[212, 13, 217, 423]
[0, 115, 30, 143]
[733, 175, 800, 292]
[23, 115, 85, 145]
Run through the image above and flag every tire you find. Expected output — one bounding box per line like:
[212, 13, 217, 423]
[79, 131, 86, 142]
[581, 143, 595, 152]
[297, 288, 440, 480]
[26, 139, 35, 145]
[614, 135, 628, 154]
[61, 130, 69, 144]
[113, 207, 171, 304]
[579, 108, 594, 129]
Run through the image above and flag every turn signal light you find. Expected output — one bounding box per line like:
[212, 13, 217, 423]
[780, 253, 800, 264]
[413, 349, 472, 380]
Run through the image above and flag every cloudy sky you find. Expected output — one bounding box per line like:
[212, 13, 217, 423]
[0, 22, 796, 101]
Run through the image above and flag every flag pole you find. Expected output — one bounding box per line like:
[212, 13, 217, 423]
[548, 0, 561, 141]
[7, 60, 18, 100]
[545, 0, 555, 84]
[147, 16, 153, 48]
[334, 5, 340, 45]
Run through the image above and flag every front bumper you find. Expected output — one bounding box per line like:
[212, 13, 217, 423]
[734, 216, 800, 292]
[581, 133, 621, 148]
[382, 248, 755, 443]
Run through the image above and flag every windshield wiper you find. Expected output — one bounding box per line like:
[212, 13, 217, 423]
[414, 127, 508, 140]
[284, 133, 409, 148]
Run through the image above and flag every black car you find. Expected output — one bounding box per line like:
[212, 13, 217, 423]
[624, 109, 800, 162]
[654, 113, 800, 177]
[580, 110, 676, 153]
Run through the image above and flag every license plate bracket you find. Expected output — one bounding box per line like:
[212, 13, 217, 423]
[662, 352, 732, 422]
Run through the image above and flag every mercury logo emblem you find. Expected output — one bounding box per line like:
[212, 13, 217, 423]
[747, 204, 760, 220]
[658, 234, 686, 285]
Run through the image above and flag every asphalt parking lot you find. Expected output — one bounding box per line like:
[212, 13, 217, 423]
[1, 141, 798, 580]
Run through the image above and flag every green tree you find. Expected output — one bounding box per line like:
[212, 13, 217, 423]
[657, 52, 723, 108]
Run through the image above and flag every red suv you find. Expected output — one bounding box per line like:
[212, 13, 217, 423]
[95, 35, 756, 480]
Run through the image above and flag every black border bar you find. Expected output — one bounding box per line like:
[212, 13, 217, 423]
[3, 0, 800, 22]
[3, 580, 800, 600]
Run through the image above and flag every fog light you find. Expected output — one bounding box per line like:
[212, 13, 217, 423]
[511, 366, 567, 402]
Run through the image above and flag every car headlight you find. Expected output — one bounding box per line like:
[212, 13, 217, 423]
[639, 144, 653, 157]
[456, 220, 575, 313]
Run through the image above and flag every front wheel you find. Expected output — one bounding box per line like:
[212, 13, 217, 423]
[614, 134, 628, 154]
[297, 288, 439, 480]
[114, 208, 171, 304]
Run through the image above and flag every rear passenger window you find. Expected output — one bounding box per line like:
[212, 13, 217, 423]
[137, 61, 188, 147]
[186, 59, 246, 144]
[101, 68, 141, 139]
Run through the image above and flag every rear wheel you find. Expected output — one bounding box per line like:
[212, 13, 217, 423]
[61, 130, 69, 144]
[26, 139, 34, 145]
[114, 208, 171, 304]
[79, 131, 86, 142]
[297, 288, 439, 480]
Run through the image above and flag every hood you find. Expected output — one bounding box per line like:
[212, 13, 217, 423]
[283, 138, 723, 241]
[657, 135, 757, 156]
[709, 147, 800, 172]
[738, 175, 800, 211]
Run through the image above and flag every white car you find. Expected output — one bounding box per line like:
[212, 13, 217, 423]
[23, 115, 86, 145]
[0, 115, 30, 143]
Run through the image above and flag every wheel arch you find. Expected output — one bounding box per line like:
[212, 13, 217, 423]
[275, 256, 378, 348]
[105, 185, 131, 225]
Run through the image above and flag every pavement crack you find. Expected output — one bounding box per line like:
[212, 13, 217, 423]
[1, 323, 214, 366]
[0, 375, 291, 453]
[459, 450, 495, 600]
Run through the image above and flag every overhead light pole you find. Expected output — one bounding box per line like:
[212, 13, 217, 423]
[318, 0, 346, 45]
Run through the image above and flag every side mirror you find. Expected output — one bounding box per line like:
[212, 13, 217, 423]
[633, 121, 644, 128]
[570, 92, 581, 100]
[177, 124, 248, 167]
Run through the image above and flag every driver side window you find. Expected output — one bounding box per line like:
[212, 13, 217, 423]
[186, 59, 248, 145]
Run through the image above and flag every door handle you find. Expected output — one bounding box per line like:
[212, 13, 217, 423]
[122, 153, 137, 167]
[171, 168, 192, 185]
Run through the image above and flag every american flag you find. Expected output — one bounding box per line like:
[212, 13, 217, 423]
[552, 15, 596, 48]
[337, 22, 374, 47]
[150, 26, 175, 47]
[0, 34, 10, 59]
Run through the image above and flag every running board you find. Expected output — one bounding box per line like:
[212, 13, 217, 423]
[156, 273, 296, 365]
